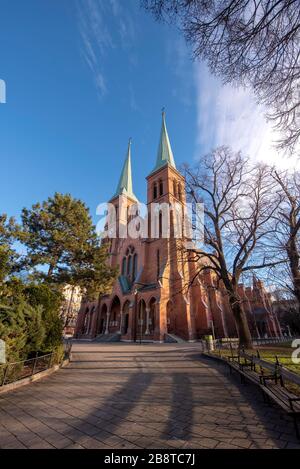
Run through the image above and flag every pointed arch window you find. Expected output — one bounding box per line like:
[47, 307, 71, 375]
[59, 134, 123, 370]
[178, 183, 182, 201]
[122, 257, 126, 276]
[156, 250, 160, 280]
[159, 211, 163, 238]
[127, 255, 132, 276]
[121, 246, 137, 283]
[153, 182, 158, 200]
[159, 179, 163, 196]
[173, 180, 177, 198]
[133, 253, 138, 281]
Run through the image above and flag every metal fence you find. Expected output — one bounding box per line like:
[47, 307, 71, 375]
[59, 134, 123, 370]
[0, 343, 72, 387]
[200, 335, 300, 353]
[216, 336, 299, 349]
[253, 336, 298, 346]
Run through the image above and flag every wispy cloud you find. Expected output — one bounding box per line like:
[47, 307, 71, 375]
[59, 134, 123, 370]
[166, 36, 193, 108]
[194, 63, 299, 170]
[76, 0, 137, 99]
[129, 84, 139, 112]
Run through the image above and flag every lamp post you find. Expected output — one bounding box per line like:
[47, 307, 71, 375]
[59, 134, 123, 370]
[133, 288, 138, 343]
[139, 310, 143, 345]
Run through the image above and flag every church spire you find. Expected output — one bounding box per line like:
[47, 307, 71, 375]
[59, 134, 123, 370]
[112, 139, 137, 201]
[152, 109, 176, 173]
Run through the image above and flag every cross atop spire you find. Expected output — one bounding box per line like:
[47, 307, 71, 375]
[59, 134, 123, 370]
[151, 110, 176, 173]
[112, 139, 137, 201]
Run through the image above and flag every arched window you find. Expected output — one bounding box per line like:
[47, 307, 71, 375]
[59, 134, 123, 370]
[153, 182, 158, 200]
[127, 255, 132, 276]
[159, 179, 163, 196]
[156, 250, 160, 280]
[173, 180, 177, 198]
[170, 209, 174, 237]
[133, 253, 138, 281]
[178, 183, 182, 201]
[122, 257, 126, 276]
[121, 246, 137, 282]
[159, 212, 163, 238]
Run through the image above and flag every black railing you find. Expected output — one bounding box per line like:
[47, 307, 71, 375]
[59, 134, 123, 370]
[253, 336, 298, 345]
[0, 343, 72, 387]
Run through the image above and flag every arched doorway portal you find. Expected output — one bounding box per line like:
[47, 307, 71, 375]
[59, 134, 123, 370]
[110, 296, 121, 333]
[148, 297, 156, 335]
[167, 301, 175, 333]
[88, 306, 95, 335]
[98, 304, 107, 334]
[122, 300, 130, 335]
[82, 307, 89, 334]
[135, 299, 146, 340]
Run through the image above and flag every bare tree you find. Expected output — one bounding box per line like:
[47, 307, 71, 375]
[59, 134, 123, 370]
[272, 168, 300, 313]
[143, 0, 300, 154]
[184, 146, 282, 348]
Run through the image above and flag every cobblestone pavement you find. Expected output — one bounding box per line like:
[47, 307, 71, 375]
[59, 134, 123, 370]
[0, 342, 299, 449]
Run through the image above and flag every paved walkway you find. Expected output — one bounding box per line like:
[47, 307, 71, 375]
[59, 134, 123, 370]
[0, 343, 299, 449]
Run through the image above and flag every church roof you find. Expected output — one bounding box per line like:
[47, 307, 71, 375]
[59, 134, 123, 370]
[112, 139, 137, 201]
[151, 111, 176, 174]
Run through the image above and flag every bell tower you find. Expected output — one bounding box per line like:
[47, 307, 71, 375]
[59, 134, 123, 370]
[143, 111, 196, 341]
[107, 139, 138, 270]
[146, 111, 185, 207]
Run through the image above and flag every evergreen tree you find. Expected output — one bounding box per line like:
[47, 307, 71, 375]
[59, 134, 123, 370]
[0, 214, 18, 285]
[24, 283, 63, 352]
[0, 299, 45, 362]
[20, 193, 116, 295]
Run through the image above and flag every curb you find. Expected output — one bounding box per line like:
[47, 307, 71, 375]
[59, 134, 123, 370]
[0, 359, 70, 395]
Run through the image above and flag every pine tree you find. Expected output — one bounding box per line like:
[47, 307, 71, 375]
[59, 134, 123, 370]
[0, 214, 18, 285]
[20, 193, 116, 294]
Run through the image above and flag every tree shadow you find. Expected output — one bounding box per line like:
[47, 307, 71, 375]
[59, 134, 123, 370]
[2, 346, 299, 449]
[162, 373, 193, 440]
[187, 353, 299, 447]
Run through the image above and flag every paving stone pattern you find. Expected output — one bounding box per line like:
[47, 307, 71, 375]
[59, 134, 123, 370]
[0, 343, 299, 449]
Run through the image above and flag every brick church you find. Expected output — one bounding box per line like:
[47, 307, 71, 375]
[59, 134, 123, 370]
[75, 113, 282, 342]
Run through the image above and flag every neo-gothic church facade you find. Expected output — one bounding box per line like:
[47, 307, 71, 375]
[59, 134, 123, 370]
[75, 114, 282, 342]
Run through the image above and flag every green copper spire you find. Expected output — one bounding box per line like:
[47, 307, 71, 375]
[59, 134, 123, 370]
[112, 139, 137, 201]
[152, 110, 176, 173]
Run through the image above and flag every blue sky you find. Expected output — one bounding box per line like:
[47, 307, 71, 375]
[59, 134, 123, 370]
[0, 0, 292, 224]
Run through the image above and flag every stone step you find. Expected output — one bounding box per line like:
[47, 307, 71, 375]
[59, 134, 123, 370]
[93, 333, 121, 343]
[165, 333, 186, 343]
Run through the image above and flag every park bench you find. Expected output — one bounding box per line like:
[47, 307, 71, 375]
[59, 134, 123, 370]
[256, 353, 300, 439]
[226, 350, 261, 386]
[224, 348, 300, 438]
